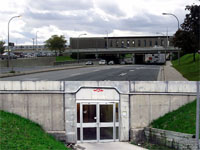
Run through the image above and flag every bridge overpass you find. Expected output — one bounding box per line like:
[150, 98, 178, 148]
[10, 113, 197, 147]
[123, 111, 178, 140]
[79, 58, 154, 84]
[67, 46, 181, 54]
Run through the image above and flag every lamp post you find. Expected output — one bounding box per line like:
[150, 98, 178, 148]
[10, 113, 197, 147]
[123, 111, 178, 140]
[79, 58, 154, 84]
[32, 38, 35, 51]
[7, 15, 21, 67]
[162, 13, 180, 65]
[36, 31, 39, 51]
[77, 33, 87, 63]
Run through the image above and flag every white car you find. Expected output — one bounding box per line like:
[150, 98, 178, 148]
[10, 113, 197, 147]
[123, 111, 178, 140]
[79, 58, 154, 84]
[108, 60, 114, 65]
[99, 60, 106, 65]
[85, 61, 93, 65]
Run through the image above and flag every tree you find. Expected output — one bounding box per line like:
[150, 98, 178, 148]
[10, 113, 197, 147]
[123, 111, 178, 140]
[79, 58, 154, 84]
[44, 35, 67, 56]
[173, 4, 200, 61]
[0, 40, 5, 54]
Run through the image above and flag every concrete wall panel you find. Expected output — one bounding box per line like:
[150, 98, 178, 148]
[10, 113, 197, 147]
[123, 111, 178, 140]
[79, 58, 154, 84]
[120, 94, 129, 141]
[130, 95, 150, 129]
[150, 95, 170, 121]
[0, 81, 64, 91]
[22, 81, 64, 91]
[0, 94, 28, 118]
[131, 81, 167, 93]
[0, 81, 21, 90]
[65, 94, 76, 143]
[51, 94, 64, 131]
[168, 81, 196, 93]
[28, 94, 52, 130]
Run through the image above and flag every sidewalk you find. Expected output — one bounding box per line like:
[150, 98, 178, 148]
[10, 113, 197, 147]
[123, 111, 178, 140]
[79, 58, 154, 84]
[74, 142, 147, 150]
[157, 61, 188, 81]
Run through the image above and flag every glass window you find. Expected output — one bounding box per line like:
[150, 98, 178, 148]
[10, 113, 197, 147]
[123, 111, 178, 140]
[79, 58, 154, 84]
[144, 40, 146, 47]
[100, 105, 113, 122]
[127, 40, 130, 47]
[110, 41, 113, 47]
[77, 103, 80, 123]
[138, 40, 141, 47]
[155, 41, 158, 46]
[116, 40, 119, 47]
[77, 128, 80, 140]
[83, 105, 96, 123]
[100, 127, 113, 140]
[149, 41, 152, 47]
[121, 41, 124, 48]
[132, 40, 135, 47]
[83, 128, 97, 140]
[116, 103, 119, 122]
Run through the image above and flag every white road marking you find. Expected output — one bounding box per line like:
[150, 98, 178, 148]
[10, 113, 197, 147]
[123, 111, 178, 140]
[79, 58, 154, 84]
[93, 69, 100, 72]
[129, 70, 135, 72]
[24, 78, 39, 81]
[119, 73, 127, 76]
[71, 73, 81, 76]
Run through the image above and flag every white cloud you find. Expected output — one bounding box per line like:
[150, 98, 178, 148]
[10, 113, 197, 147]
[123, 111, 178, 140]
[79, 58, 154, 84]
[0, 0, 199, 45]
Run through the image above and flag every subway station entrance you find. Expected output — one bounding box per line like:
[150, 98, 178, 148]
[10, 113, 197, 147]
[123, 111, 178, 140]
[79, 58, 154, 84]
[76, 102, 119, 142]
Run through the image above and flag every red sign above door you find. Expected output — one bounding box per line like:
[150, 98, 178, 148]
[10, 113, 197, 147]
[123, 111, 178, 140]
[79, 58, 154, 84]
[93, 89, 104, 92]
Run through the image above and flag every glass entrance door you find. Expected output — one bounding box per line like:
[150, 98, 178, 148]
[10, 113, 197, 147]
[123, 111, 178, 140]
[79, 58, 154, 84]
[77, 102, 119, 142]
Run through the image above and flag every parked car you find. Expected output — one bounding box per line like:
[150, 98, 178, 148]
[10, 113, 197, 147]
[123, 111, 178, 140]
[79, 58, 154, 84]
[120, 61, 125, 65]
[85, 61, 93, 65]
[108, 60, 114, 65]
[99, 59, 107, 65]
[0, 52, 17, 60]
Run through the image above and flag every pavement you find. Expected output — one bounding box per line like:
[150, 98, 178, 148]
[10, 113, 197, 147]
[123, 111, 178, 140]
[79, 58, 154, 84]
[0, 61, 188, 81]
[74, 142, 147, 150]
[157, 61, 188, 81]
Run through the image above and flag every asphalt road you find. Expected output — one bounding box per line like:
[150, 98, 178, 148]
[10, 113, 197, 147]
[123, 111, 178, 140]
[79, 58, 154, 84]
[0, 65, 160, 81]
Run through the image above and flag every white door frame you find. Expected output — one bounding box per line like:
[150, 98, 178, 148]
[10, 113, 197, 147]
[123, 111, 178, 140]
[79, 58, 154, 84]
[77, 101, 120, 143]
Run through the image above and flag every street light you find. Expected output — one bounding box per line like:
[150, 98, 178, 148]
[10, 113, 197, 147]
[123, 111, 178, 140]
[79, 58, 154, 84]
[162, 13, 180, 65]
[77, 33, 87, 63]
[162, 13, 179, 30]
[36, 31, 39, 51]
[7, 15, 21, 67]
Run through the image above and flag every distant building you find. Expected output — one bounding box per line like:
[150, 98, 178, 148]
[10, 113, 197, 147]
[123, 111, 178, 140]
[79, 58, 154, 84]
[70, 36, 173, 49]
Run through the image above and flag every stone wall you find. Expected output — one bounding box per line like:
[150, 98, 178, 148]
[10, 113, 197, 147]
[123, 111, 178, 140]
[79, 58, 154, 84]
[144, 127, 198, 150]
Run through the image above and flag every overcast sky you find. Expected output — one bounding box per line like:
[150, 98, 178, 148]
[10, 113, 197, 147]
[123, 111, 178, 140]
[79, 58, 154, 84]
[0, 0, 199, 45]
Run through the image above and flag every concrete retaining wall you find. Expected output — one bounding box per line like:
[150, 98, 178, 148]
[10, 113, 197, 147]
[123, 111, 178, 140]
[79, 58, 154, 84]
[0, 57, 56, 67]
[144, 127, 198, 150]
[0, 81, 198, 144]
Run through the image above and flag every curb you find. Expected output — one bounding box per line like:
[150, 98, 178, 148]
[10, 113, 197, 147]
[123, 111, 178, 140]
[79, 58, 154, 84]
[157, 66, 165, 81]
[0, 65, 97, 78]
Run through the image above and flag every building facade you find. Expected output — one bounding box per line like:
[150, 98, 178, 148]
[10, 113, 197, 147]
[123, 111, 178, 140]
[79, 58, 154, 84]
[70, 36, 173, 49]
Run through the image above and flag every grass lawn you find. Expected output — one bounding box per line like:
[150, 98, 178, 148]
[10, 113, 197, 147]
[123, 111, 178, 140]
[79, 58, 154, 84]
[151, 100, 196, 135]
[56, 56, 75, 62]
[0, 110, 70, 150]
[172, 53, 200, 81]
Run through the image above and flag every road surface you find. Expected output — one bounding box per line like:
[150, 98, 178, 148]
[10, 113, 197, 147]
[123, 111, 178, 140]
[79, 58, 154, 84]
[0, 65, 160, 81]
